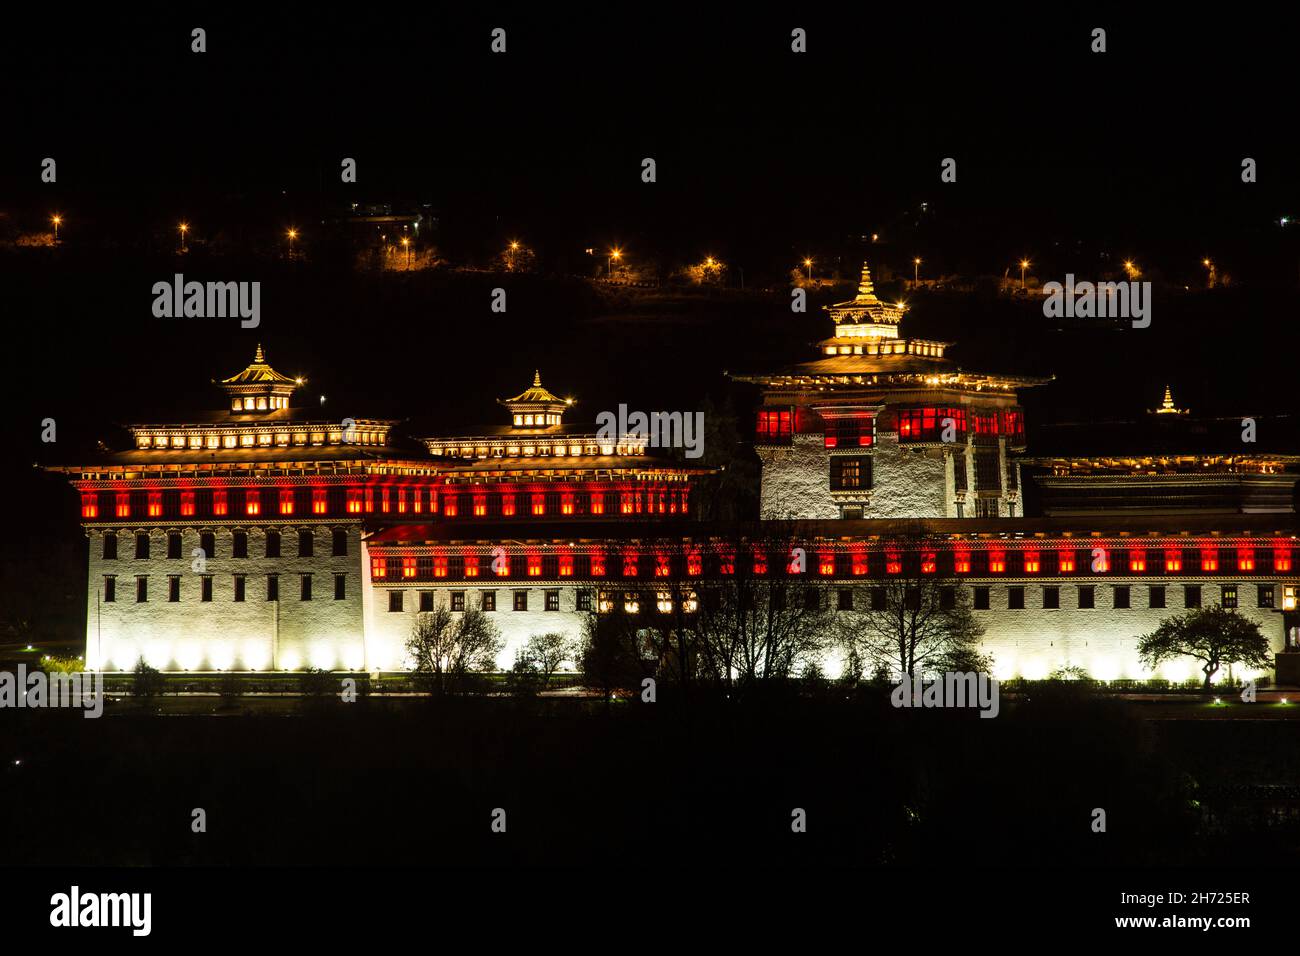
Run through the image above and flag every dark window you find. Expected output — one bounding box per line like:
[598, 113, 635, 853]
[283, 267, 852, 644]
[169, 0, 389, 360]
[136, 533, 150, 559]
[334, 574, 346, 601]
[1149, 585, 1166, 609]
[300, 574, 313, 601]
[168, 533, 182, 559]
[837, 588, 854, 611]
[298, 530, 314, 557]
[103, 576, 116, 602]
[200, 532, 215, 558]
[233, 574, 246, 602]
[545, 590, 560, 611]
[201, 576, 213, 602]
[388, 590, 402, 612]
[840, 505, 863, 520]
[870, 587, 887, 611]
[1113, 585, 1130, 609]
[974, 449, 1001, 491]
[940, 586, 956, 610]
[482, 591, 497, 612]
[1221, 585, 1238, 609]
[1259, 585, 1275, 608]
[973, 586, 990, 610]
[576, 591, 592, 612]
[103, 533, 117, 559]
[829, 456, 872, 491]
[1077, 586, 1095, 609]
[1043, 586, 1060, 609]
[1005, 586, 1023, 610]
[135, 576, 148, 602]
[265, 531, 281, 558]
[168, 575, 180, 602]
[445, 591, 460, 612]
[232, 531, 248, 558]
[804, 588, 823, 611]
[1185, 585, 1201, 608]
[513, 590, 529, 611]
[267, 574, 279, 601]
[332, 529, 348, 556]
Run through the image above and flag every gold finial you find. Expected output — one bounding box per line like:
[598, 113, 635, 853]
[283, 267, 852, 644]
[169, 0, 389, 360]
[1155, 385, 1186, 415]
[254, 344, 265, 363]
[857, 262, 875, 299]
[533, 370, 542, 387]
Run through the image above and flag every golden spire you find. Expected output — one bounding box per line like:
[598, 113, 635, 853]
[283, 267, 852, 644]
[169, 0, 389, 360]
[857, 262, 876, 300]
[533, 370, 542, 387]
[254, 343, 265, 363]
[1154, 385, 1186, 415]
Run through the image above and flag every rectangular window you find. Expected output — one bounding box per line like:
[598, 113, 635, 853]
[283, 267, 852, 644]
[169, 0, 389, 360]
[313, 489, 328, 515]
[136, 533, 150, 559]
[168, 533, 182, 560]
[233, 531, 248, 558]
[1023, 551, 1040, 574]
[756, 409, 793, 443]
[482, 591, 497, 612]
[332, 529, 348, 556]
[103, 575, 116, 602]
[939, 586, 956, 610]
[201, 575, 213, 602]
[1200, 549, 1219, 573]
[265, 531, 280, 558]
[233, 574, 246, 602]
[1077, 585, 1095, 609]
[1238, 548, 1255, 572]
[973, 586, 990, 610]
[1042, 586, 1060, 609]
[1164, 550, 1182, 573]
[545, 590, 560, 611]
[267, 574, 279, 601]
[1259, 585, 1275, 608]
[279, 488, 295, 515]
[829, 456, 871, 491]
[200, 532, 215, 559]
[1149, 585, 1166, 609]
[447, 591, 462, 612]
[1185, 584, 1201, 608]
[1128, 550, 1146, 573]
[573, 590, 590, 612]
[388, 590, 403, 612]
[299, 530, 314, 557]
[988, 551, 1006, 574]
[135, 575, 148, 602]
[1113, 585, 1130, 609]
[869, 587, 886, 611]
[334, 574, 346, 601]
[300, 574, 313, 601]
[836, 588, 854, 611]
[1276, 549, 1293, 572]
[1058, 549, 1076, 574]
[1008, 586, 1025, 610]
[513, 590, 529, 611]
[1221, 585, 1238, 609]
[167, 575, 180, 602]
[103, 533, 118, 560]
[823, 417, 873, 448]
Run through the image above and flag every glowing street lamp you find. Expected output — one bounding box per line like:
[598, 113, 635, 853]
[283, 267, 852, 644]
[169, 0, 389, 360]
[803, 257, 813, 281]
[51, 214, 62, 241]
[1019, 259, 1030, 290]
[507, 240, 520, 271]
[913, 257, 921, 284]
[401, 236, 411, 268]
[179, 222, 189, 254]
[608, 247, 622, 280]
[287, 228, 298, 258]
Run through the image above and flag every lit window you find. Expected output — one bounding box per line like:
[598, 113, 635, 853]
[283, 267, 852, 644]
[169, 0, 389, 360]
[464, 554, 480, 577]
[371, 557, 387, 579]
[852, 551, 869, 576]
[115, 493, 130, 518]
[753, 550, 767, 575]
[532, 494, 545, 516]
[81, 493, 98, 518]
[988, 551, 1005, 573]
[1201, 548, 1219, 572]
[396, 488, 407, 514]
[212, 489, 228, 515]
[886, 553, 902, 575]
[502, 494, 516, 516]
[921, 552, 937, 574]
[494, 553, 509, 576]
[623, 552, 639, 577]
[433, 556, 448, 578]
[1276, 549, 1293, 573]
[954, 551, 971, 574]
[413, 488, 423, 513]
[1129, 550, 1146, 573]
[561, 493, 575, 515]
[657, 592, 673, 613]
[819, 554, 835, 576]
[1023, 551, 1040, 573]
[473, 495, 487, 517]
[620, 493, 634, 515]
[655, 553, 671, 577]
[443, 496, 458, 517]
[719, 552, 735, 575]
[347, 489, 362, 514]
[381, 488, 391, 513]
[402, 557, 417, 579]
[590, 493, 605, 515]
[624, 594, 640, 614]
[1059, 550, 1075, 573]
[148, 493, 162, 517]
[246, 494, 260, 516]
[687, 550, 702, 576]
[280, 489, 295, 515]
[591, 551, 607, 576]
[527, 555, 542, 577]
[1238, 548, 1255, 572]
[1165, 550, 1182, 572]
[181, 491, 195, 516]
[559, 553, 574, 577]
[364, 488, 374, 513]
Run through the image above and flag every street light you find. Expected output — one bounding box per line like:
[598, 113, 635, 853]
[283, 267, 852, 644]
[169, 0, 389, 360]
[803, 257, 813, 281]
[913, 257, 921, 285]
[179, 222, 189, 254]
[1019, 259, 1030, 290]
[608, 247, 622, 280]
[401, 236, 411, 269]
[51, 214, 62, 241]
[287, 228, 298, 258]
[508, 240, 520, 272]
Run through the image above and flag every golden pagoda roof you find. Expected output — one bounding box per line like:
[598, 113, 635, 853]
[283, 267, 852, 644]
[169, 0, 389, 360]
[825, 262, 906, 329]
[220, 345, 301, 387]
[500, 371, 567, 407]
